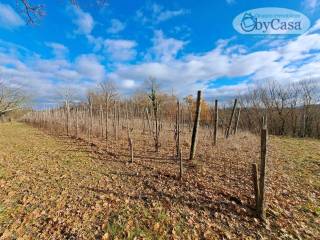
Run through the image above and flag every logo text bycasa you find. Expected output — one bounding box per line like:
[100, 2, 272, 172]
[233, 8, 310, 35]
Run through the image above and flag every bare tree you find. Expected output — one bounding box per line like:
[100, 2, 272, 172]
[300, 79, 318, 137]
[58, 88, 74, 136]
[0, 81, 26, 116]
[100, 80, 117, 143]
[146, 77, 162, 152]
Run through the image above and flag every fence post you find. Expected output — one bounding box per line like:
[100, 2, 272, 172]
[66, 100, 70, 136]
[251, 163, 260, 212]
[89, 101, 93, 142]
[226, 99, 237, 139]
[179, 149, 183, 181]
[233, 106, 241, 135]
[258, 127, 268, 220]
[129, 137, 134, 163]
[189, 90, 202, 160]
[100, 104, 104, 138]
[114, 100, 118, 141]
[76, 107, 79, 138]
[175, 101, 181, 158]
[213, 99, 218, 145]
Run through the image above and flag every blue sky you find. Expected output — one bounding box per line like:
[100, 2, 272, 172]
[0, 0, 320, 106]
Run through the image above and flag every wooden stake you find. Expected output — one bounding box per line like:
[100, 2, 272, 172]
[233, 106, 241, 135]
[76, 107, 79, 138]
[226, 99, 237, 139]
[258, 127, 268, 220]
[89, 101, 93, 142]
[66, 100, 70, 136]
[129, 136, 134, 163]
[100, 104, 104, 138]
[105, 101, 109, 143]
[175, 100, 180, 158]
[213, 99, 218, 145]
[251, 163, 260, 212]
[189, 90, 202, 160]
[179, 149, 183, 181]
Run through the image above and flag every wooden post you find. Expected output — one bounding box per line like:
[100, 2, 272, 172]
[258, 127, 268, 220]
[179, 149, 183, 181]
[76, 107, 79, 138]
[226, 99, 237, 139]
[105, 101, 109, 143]
[100, 104, 104, 138]
[302, 107, 306, 137]
[114, 100, 118, 141]
[89, 101, 93, 142]
[233, 106, 241, 135]
[66, 100, 70, 136]
[251, 163, 260, 212]
[189, 90, 202, 160]
[175, 101, 180, 158]
[129, 137, 134, 163]
[213, 99, 218, 145]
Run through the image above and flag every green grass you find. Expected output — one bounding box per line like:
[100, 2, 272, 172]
[105, 203, 182, 240]
[271, 136, 320, 188]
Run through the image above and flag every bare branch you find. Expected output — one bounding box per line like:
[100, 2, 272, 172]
[16, 0, 45, 25]
[16, 0, 108, 25]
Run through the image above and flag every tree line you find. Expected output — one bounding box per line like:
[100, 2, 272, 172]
[2, 78, 319, 139]
[239, 80, 320, 138]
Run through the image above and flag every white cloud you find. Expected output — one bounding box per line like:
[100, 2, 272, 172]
[86, 36, 137, 62]
[45, 42, 69, 59]
[303, 0, 319, 11]
[307, 19, 320, 33]
[136, 3, 189, 24]
[147, 30, 185, 62]
[2, 20, 320, 104]
[75, 54, 105, 81]
[104, 39, 137, 61]
[86, 35, 104, 52]
[71, 7, 94, 35]
[280, 34, 320, 62]
[122, 79, 135, 88]
[106, 27, 320, 98]
[0, 41, 106, 105]
[0, 3, 24, 29]
[157, 9, 188, 22]
[207, 82, 254, 98]
[107, 19, 125, 34]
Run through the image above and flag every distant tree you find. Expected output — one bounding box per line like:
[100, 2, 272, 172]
[57, 87, 74, 136]
[184, 94, 210, 125]
[100, 80, 117, 142]
[146, 77, 162, 152]
[0, 81, 26, 116]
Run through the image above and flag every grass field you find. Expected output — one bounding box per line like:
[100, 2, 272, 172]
[0, 122, 319, 239]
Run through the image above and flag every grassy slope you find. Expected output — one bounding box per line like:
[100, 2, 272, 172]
[0, 122, 319, 239]
[0, 122, 111, 239]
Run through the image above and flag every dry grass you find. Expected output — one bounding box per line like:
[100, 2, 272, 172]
[0, 122, 319, 239]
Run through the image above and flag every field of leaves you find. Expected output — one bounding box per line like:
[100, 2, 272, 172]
[0, 122, 319, 239]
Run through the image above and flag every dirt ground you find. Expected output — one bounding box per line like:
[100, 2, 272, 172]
[0, 122, 319, 239]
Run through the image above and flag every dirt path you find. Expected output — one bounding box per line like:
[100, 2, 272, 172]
[0, 122, 319, 239]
